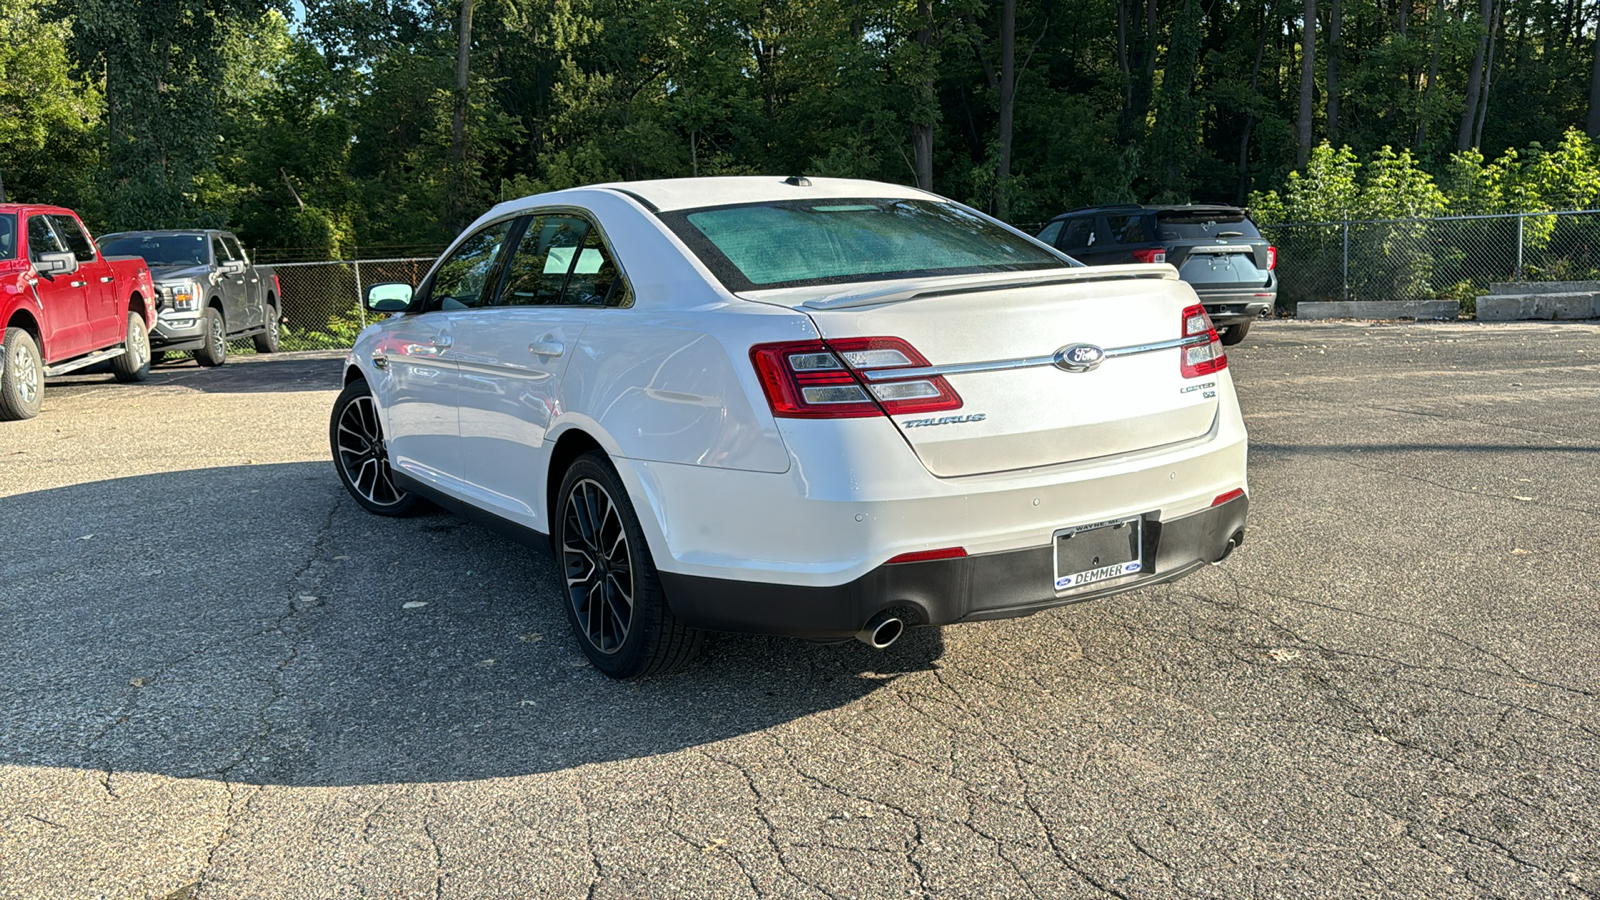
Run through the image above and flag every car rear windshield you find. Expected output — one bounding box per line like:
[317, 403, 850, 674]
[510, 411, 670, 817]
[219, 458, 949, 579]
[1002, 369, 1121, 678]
[662, 198, 1070, 291]
[100, 233, 208, 266]
[0, 214, 15, 261]
[1156, 210, 1262, 241]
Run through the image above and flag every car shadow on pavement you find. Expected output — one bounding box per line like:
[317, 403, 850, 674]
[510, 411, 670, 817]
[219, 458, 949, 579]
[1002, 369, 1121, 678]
[0, 462, 943, 788]
[50, 350, 347, 397]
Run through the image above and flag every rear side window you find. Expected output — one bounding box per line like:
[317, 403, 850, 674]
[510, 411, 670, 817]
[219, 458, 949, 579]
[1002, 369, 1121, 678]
[1107, 214, 1150, 244]
[1157, 210, 1261, 240]
[27, 216, 65, 261]
[212, 235, 232, 263]
[223, 235, 247, 264]
[0, 214, 15, 261]
[664, 198, 1068, 291]
[50, 216, 97, 262]
[496, 215, 631, 308]
[1058, 217, 1094, 249]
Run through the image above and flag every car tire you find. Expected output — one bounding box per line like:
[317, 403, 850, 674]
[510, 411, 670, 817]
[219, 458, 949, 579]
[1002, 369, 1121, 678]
[1219, 321, 1251, 346]
[111, 313, 152, 383]
[195, 306, 227, 367]
[0, 328, 44, 420]
[330, 378, 422, 517]
[556, 451, 704, 679]
[253, 302, 281, 353]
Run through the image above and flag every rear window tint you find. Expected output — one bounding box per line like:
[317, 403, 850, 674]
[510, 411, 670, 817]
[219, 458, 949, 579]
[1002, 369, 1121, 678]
[1107, 214, 1150, 244]
[663, 198, 1070, 291]
[1157, 211, 1261, 240]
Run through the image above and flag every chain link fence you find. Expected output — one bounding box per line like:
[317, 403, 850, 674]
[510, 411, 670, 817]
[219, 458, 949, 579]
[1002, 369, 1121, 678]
[1261, 209, 1600, 312]
[236, 257, 435, 352]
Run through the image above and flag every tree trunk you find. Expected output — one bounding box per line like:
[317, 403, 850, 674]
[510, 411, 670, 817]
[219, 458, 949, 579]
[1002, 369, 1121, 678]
[1236, 2, 1275, 203]
[451, 0, 474, 165]
[1120, 0, 1158, 145]
[1473, 0, 1502, 149]
[1327, 0, 1341, 146]
[1588, 9, 1600, 137]
[1458, 0, 1492, 151]
[913, 0, 936, 191]
[1297, 0, 1316, 168]
[996, 0, 1015, 220]
[1417, 0, 1444, 147]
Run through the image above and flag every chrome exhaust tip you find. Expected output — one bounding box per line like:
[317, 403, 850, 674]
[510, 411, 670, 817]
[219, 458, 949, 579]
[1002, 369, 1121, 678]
[856, 613, 905, 649]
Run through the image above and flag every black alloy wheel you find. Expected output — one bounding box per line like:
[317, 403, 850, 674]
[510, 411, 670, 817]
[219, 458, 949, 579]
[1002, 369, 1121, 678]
[329, 379, 420, 516]
[556, 451, 704, 678]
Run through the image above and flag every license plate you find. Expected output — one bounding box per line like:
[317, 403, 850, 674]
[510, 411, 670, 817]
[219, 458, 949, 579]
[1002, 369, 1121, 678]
[1053, 517, 1143, 592]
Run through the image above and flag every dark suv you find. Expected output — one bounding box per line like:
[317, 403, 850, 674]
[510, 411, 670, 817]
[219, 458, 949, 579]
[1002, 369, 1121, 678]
[1038, 204, 1276, 345]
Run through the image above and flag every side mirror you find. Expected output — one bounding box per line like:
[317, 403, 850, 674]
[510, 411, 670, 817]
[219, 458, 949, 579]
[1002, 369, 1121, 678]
[36, 250, 78, 277]
[365, 282, 413, 312]
[221, 259, 246, 275]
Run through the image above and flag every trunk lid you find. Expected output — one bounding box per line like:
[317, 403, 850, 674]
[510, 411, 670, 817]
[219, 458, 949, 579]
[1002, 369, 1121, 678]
[748, 266, 1221, 478]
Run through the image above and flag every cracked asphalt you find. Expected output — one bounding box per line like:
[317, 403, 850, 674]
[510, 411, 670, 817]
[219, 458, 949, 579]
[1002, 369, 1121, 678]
[1, 320, 1598, 899]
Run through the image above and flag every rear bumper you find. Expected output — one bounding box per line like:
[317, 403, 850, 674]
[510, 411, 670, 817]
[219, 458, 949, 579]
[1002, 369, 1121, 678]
[658, 494, 1248, 639]
[1191, 274, 1276, 325]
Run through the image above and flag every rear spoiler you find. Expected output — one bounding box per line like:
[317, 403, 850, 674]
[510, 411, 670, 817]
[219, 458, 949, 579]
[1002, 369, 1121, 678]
[800, 265, 1177, 311]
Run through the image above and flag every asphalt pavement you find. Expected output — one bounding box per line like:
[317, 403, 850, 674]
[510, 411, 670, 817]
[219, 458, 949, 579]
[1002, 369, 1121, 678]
[2, 321, 1598, 899]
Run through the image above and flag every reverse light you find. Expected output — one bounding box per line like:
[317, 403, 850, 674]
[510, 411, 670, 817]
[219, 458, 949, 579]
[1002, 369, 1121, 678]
[1180, 304, 1228, 378]
[750, 337, 962, 419]
[886, 547, 968, 564]
[1212, 488, 1246, 507]
[1131, 248, 1167, 264]
[1266, 246, 1277, 270]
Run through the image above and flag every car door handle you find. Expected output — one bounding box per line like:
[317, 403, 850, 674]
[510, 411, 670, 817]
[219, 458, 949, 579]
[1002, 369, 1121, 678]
[529, 340, 564, 357]
[431, 335, 453, 349]
[70, 280, 87, 288]
[100, 276, 115, 283]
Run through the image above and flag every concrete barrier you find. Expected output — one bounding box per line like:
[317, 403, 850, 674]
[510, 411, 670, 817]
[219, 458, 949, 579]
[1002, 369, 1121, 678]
[1296, 300, 1460, 320]
[1476, 292, 1600, 321]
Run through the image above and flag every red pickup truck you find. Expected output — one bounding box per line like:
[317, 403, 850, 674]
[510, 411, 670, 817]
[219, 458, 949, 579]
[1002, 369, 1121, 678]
[1, 204, 157, 420]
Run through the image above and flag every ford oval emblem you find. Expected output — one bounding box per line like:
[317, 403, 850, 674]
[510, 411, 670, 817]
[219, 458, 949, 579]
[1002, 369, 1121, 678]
[1053, 343, 1105, 372]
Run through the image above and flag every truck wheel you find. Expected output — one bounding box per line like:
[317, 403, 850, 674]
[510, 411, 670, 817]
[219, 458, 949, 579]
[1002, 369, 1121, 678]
[1219, 321, 1251, 346]
[112, 313, 152, 383]
[195, 306, 227, 367]
[252, 301, 281, 353]
[0, 328, 44, 420]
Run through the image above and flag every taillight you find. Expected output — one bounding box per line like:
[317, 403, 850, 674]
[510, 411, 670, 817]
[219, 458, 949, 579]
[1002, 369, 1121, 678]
[1180, 304, 1227, 378]
[750, 337, 962, 419]
[1266, 246, 1277, 270]
[886, 547, 968, 564]
[1132, 248, 1167, 264]
[1212, 488, 1245, 506]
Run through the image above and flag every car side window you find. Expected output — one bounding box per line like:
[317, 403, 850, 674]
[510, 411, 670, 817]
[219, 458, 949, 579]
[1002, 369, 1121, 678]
[223, 235, 247, 264]
[426, 218, 517, 311]
[1036, 220, 1064, 247]
[27, 216, 65, 261]
[212, 235, 233, 264]
[1107, 214, 1149, 244]
[50, 216, 98, 262]
[496, 215, 630, 308]
[1059, 217, 1093, 250]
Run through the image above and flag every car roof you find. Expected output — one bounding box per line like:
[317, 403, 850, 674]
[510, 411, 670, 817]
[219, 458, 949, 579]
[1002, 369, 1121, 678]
[0, 203, 77, 217]
[100, 229, 224, 238]
[1049, 203, 1248, 222]
[587, 176, 941, 213]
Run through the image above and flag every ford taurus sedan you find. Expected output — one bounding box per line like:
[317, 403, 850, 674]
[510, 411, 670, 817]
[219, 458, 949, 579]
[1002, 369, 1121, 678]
[332, 177, 1249, 678]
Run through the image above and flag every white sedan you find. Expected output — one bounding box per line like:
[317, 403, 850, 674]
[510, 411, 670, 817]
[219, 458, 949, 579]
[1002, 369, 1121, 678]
[331, 176, 1248, 678]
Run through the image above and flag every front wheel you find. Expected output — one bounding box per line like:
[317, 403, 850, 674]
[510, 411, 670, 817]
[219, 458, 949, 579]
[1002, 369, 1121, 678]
[252, 302, 281, 353]
[112, 313, 151, 383]
[0, 328, 44, 420]
[195, 306, 226, 367]
[556, 451, 704, 678]
[1219, 321, 1251, 346]
[330, 379, 421, 516]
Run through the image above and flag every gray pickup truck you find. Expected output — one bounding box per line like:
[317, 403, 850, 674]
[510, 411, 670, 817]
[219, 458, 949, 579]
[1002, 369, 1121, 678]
[96, 229, 281, 365]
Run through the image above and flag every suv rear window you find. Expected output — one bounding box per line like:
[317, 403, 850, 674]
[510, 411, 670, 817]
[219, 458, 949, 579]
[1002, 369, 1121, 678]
[1107, 214, 1151, 244]
[1156, 210, 1261, 240]
[663, 198, 1070, 291]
